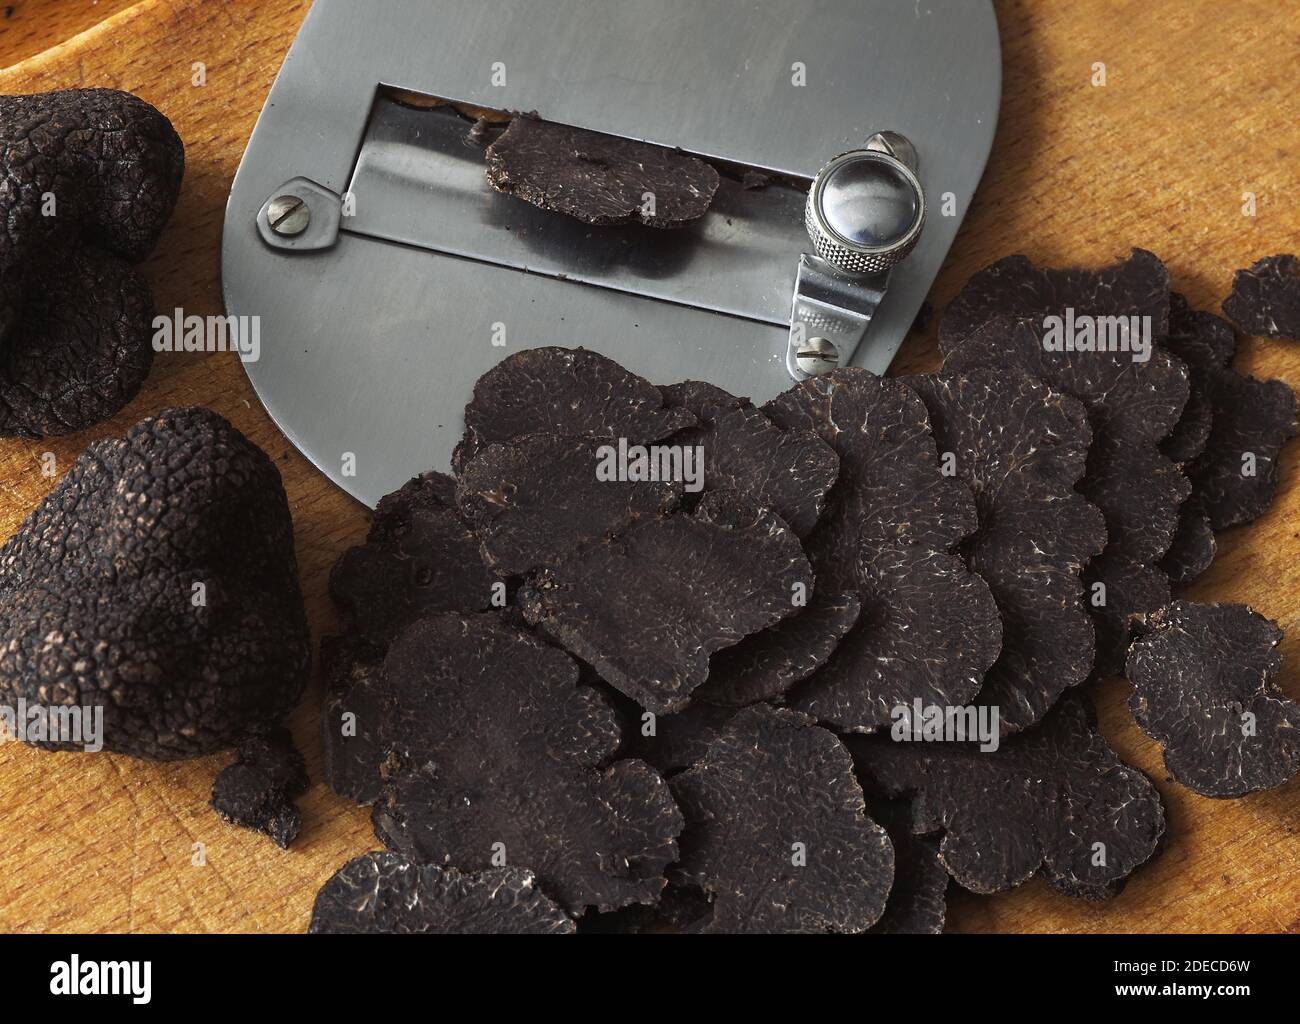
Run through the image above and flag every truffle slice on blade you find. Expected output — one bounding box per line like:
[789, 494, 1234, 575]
[485, 115, 720, 228]
[210, 728, 309, 849]
[763, 370, 1002, 733]
[905, 371, 1105, 731]
[521, 501, 813, 715]
[1126, 602, 1300, 798]
[329, 471, 498, 646]
[457, 432, 682, 575]
[0, 407, 309, 761]
[309, 852, 573, 935]
[661, 380, 839, 536]
[455, 347, 696, 471]
[1222, 254, 1300, 341]
[370, 613, 683, 915]
[851, 693, 1165, 900]
[671, 705, 894, 933]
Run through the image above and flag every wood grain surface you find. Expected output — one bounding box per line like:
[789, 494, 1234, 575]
[0, 0, 1296, 934]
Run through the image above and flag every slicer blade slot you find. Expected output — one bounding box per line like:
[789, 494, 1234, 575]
[341, 93, 811, 327]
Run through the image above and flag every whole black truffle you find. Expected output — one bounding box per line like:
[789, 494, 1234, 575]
[0, 89, 184, 437]
[0, 407, 310, 760]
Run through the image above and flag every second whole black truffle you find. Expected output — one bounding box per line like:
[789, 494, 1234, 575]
[0, 407, 310, 760]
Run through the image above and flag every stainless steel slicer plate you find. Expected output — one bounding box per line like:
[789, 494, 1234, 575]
[222, 0, 1002, 507]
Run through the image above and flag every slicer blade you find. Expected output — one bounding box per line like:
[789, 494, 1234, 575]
[222, 0, 1002, 508]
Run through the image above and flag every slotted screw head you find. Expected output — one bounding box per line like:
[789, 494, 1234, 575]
[795, 336, 841, 376]
[267, 195, 311, 236]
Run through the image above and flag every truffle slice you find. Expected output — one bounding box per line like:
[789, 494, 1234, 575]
[671, 705, 894, 933]
[521, 502, 813, 714]
[938, 248, 1172, 352]
[320, 634, 388, 804]
[370, 613, 683, 915]
[866, 798, 948, 935]
[309, 852, 573, 935]
[455, 347, 696, 472]
[0, 89, 184, 437]
[1084, 550, 1172, 677]
[661, 380, 839, 536]
[693, 589, 861, 708]
[1126, 602, 1300, 798]
[0, 408, 309, 760]
[763, 370, 1002, 733]
[944, 317, 1190, 563]
[942, 316, 1189, 669]
[905, 371, 1106, 731]
[485, 115, 720, 228]
[1222, 254, 1300, 341]
[457, 432, 682, 575]
[619, 699, 739, 778]
[1160, 499, 1217, 586]
[1160, 293, 1237, 467]
[851, 693, 1165, 900]
[1187, 370, 1298, 531]
[210, 728, 309, 849]
[329, 471, 497, 646]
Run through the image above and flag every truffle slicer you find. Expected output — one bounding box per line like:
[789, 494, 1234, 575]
[222, 0, 1002, 508]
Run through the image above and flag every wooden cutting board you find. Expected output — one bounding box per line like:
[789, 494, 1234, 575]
[0, 0, 1296, 934]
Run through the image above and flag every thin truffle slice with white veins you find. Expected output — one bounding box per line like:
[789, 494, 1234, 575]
[762, 370, 1002, 733]
[454, 347, 696, 472]
[1188, 370, 1298, 531]
[661, 380, 839, 536]
[1084, 549, 1172, 677]
[905, 371, 1106, 732]
[521, 500, 813, 715]
[1160, 293, 1237, 467]
[309, 852, 574, 935]
[693, 589, 862, 708]
[1222, 253, 1300, 341]
[370, 613, 683, 915]
[671, 705, 894, 934]
[1126, 602, 1300, 798]
[866, 797, 948, 935]
[329, 472, 497, 646]
[943, 316, 1191, 564]
[942, 316, 1189, 671]
[938, 248, 1173, 353]
[320, 633, 388, 804]
[457, 433, 682, 575]
[850, 692, 1166, 900]
[1160, 497, 1217, 586]
[619, 699, 739, 778]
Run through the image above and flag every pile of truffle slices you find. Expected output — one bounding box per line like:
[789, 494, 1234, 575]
[310, 249, 1300, 934]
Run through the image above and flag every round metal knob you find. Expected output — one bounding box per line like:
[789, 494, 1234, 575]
[805, 146, 926, 275]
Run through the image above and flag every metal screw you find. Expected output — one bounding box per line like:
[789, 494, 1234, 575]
[795, 337, 840, 376]
[267, 195, 310, 236]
